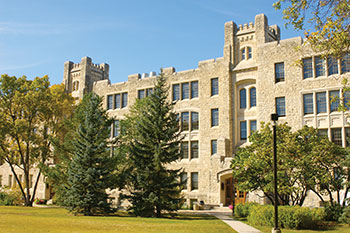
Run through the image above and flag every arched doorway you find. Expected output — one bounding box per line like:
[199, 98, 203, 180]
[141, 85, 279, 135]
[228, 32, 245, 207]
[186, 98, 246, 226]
[224, 177, 247, 206]
[218, 171, 247, 206]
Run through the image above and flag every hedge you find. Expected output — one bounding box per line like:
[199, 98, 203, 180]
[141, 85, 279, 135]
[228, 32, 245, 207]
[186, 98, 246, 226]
[247, 205, 325, 230]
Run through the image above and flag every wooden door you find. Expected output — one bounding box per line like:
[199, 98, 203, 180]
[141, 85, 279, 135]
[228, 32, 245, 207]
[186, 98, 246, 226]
[225, 177, 246, 206]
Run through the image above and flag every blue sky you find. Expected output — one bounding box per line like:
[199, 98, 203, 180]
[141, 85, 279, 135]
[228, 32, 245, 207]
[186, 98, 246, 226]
[0, 0, 304, 85]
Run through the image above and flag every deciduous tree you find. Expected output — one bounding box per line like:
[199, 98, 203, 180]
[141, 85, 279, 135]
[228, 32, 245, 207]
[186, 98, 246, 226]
[274, 0, 350, 58]
[0, 74, 75, 206]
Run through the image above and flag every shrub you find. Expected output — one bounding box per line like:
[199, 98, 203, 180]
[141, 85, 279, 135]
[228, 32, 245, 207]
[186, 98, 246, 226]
[339, 206, 350, 225]
[247, 205, 325, 230]
[234, 202, 258, 218]
[323, 202, 343, 221]
[0, 188, 23, 206]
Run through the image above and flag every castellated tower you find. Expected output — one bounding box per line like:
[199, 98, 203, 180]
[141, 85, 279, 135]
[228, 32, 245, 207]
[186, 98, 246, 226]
[223, 14, 280, 68]
[63, 56, 109, 99]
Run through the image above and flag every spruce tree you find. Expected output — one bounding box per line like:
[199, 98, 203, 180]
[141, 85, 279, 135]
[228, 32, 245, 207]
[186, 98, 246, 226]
[121, 73, 184, 217]
[65, 93, 115, 215]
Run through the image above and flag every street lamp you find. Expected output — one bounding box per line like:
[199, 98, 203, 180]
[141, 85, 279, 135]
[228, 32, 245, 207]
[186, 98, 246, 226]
[271, 113, 281, 233]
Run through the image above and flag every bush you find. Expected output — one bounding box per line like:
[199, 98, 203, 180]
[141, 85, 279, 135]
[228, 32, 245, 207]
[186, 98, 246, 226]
[0, 188, 23, 206]
[247, 205, 325, 230]
[339, 206, 350, 225]
[323, 202, 343, 221]
[234, 202, 258, 218]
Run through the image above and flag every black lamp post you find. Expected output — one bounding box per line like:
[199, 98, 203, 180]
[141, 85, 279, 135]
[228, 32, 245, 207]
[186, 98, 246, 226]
[271, 113, 281, 233]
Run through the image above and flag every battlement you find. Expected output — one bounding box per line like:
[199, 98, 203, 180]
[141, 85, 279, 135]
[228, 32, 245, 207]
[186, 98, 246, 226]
[237, 22, 255, 35]
[70, 57, 109, 73]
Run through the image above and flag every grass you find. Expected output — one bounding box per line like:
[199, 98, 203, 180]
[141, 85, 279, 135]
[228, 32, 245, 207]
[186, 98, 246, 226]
[0, 206, 236, 233]
[234, 217, 350, 233]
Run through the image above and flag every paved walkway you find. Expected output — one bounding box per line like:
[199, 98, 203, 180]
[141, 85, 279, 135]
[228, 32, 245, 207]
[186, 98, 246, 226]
[179, 209, 261, 233]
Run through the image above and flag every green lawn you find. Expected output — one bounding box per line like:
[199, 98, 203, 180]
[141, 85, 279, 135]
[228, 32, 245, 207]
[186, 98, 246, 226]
[234, 217, 350, 233]
[0, 206, 236, 233]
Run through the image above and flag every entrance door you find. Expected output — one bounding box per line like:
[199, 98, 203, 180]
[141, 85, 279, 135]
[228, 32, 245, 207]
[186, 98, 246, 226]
[225, 177, 246, 206]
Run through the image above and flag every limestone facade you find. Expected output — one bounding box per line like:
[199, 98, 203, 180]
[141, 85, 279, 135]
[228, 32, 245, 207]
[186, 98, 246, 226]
[1, 13, 349, 206]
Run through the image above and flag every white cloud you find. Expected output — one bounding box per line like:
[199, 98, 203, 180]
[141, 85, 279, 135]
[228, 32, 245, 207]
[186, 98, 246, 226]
[0, 61, 45, 71]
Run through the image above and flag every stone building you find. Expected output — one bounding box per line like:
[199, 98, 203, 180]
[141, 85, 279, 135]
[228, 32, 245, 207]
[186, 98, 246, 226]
[1, 13, 349, 207]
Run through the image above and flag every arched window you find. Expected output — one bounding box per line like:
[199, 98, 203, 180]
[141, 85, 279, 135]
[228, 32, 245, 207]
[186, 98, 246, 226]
[241, 48, 246, 61]
[250, 87, 256, 107]
[247, 47, 252, 59]
[240, 89, 246, 109]
[73, 81, 79, 91]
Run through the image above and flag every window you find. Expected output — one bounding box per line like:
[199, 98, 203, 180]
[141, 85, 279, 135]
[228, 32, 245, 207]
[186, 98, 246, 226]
[146, 88, 153, 96]
[191, 81, 198, 98]
[72, 81, 79, 91]
[29, 174, 33, 189]
[240, 121, 247, 140]
[138, 90, 145, 99]
[303, 58, 313, 79]
[211, 108, 219, 127]
[315, 56, 325, 77]
[190, 141, 199, 159]
[113, 120, 120, 137]
[115, 94, 121, 109]
[276, 97, 286, 117]
[275, 62, 285, 83]
[173, 84, 180, 101]
[0, 175, 2, 187]
[191, 172, 198, 190]
[346, 128, 350, 147]
[344, 91, 350, 110]
[181, 142, 189, 159]
[250, 87, 256, 107]
[180, 172, 187, 190]
[107, 95, 113, 110]
[181, 82, 189, 100]
[247, 47, 252, 59]
[318, 129, 328, 138]
[241, 48, 246, 60]
[341, 53, 350, 74]
[328, 56, 338, 75]
[329, 90, 340, 112]
[211, 140, 217, 155]
[211, 78, 219, 96]
[181, 112, 189, 131]
[331, 128, 342, 146]
[316, 92, 327, 113]
[8, 175, 12, 188]
[122, 93, 128, 108]
[239, 89, 246, 109]
[191, 112, 199, 130]
[303, 94, 314, 114]
[250, 120, 257, 133]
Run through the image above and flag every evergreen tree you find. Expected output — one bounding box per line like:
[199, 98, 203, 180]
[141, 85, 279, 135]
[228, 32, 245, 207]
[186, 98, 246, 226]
[65, 93, 115, 215]
[121, 73, 184, 217]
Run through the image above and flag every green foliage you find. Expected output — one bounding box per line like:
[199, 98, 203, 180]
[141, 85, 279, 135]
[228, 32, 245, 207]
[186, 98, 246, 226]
[234, 202, 258, 218]
[248, 205, 325, 229]
[274, 0, 350, 58]
[0, 188, 24, 206]
[0, 74, 75, 206]
[339, 206, 350, 225]
[232, 123, 348, 206]
[0, 191, 17, 206]
[64, 93, 117, 215]
[323, 202, 343, 221]
[120, 73, 184, 217]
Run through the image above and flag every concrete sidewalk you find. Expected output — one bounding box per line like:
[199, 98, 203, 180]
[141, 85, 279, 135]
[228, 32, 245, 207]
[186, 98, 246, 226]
[179, 209, 261, 233]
